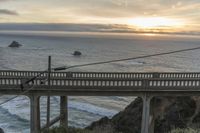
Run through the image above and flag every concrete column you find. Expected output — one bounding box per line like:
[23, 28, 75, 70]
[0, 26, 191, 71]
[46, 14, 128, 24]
[60, 96, 68, 128]
[30, 95, 41, 133]
[149, 97, 156, 133]
[149, 116, 155, 133]
[141, 93, 152, 133]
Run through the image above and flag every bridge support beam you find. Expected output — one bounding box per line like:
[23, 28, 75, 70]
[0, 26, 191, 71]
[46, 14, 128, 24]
[30, 95, 41, 133]
[141, 93, 152, 133]
[60, 96, 68, 128]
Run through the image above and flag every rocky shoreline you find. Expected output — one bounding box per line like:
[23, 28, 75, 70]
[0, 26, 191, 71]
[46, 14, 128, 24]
[87, 96, 200, 133]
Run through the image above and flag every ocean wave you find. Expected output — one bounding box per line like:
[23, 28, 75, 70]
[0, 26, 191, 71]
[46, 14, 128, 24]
[112, 60, 145, 68]
[68, 101, 118, 117]
[108, 96, 130, 102]
[20, 48, 53, 51]
[0, 106, 29, 133]
[1, 96, 30, 121]
[0, 106, 29, 123]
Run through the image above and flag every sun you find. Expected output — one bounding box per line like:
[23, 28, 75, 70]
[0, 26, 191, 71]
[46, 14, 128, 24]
[128, 17, 184, 29]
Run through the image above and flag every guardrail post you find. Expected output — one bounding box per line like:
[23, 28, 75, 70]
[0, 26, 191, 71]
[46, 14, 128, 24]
[30, 95, 40, 133]
[60, 96, 68, 128]
[141, 93, 152, 133]
[153, 73, 160, 78]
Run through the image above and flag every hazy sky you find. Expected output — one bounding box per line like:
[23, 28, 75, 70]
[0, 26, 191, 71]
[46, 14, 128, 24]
[0, 0, 200, 32]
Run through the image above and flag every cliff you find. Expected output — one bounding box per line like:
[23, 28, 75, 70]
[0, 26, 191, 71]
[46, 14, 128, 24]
[87, 96, 199, 133]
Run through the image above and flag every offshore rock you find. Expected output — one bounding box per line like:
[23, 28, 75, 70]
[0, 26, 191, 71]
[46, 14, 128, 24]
[73, 51, 82, 56]
[8, 41, 22, 48]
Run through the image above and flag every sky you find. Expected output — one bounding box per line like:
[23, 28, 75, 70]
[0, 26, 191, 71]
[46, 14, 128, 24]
[0, 0, 200, 33]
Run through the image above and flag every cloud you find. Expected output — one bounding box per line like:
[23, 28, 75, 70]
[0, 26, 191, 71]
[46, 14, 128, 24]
[0, 0, 9, 2]
[56, 0, 176, 19]
[0, 9, 18, 15]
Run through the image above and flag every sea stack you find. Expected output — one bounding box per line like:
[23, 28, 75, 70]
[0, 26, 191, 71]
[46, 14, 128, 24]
[8, 41, 22, 48]
[73, 51, 82, 56]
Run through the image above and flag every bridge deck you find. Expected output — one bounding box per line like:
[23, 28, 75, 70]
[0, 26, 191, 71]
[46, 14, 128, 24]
[0, 70, 200, 96]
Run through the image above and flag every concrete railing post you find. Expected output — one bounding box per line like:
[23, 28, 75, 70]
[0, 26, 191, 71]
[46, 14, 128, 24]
[153, 72, 160, 78]
[30, 95, 41, 133]
[141, 93, 152, 133]
[60, 96, 68, 128]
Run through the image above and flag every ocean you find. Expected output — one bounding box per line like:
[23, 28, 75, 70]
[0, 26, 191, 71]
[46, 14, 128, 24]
[0, 30, 200, 132]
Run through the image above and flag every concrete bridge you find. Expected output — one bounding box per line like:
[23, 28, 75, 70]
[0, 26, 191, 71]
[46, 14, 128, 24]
[1, 70, 200, 133]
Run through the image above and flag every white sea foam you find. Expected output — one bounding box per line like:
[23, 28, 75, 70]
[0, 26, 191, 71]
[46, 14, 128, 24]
[113, 60, 145, 67]
[1, 96, 30, 121]
[0, 96, 119, 132]
[68, 101, 118, 117]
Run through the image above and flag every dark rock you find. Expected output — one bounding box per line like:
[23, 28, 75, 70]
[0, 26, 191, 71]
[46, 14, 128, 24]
[87, 97, 198, 133]
[87, 117, 112, 130]
[73, 51, 81, 56]
[0, 128, 4, 133]
[8, 41, 22, 48]
[87, 117, 117, 132]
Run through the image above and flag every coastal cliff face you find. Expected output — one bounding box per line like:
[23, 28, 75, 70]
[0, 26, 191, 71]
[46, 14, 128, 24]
[87, 96, 199, 133]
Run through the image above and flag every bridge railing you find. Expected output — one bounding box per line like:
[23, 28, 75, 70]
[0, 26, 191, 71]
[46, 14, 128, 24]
[0, 71, 153, 78]
[1, 77, 200, 90]
[159, 73, 200, 78]
[0, 71, 47, 77]
[1, 71, 200, 79]
[64, 72, 153, 79]
[0, 78, 143, 87]
[48, 78, 200, 88]
[148, 79, 200, 88]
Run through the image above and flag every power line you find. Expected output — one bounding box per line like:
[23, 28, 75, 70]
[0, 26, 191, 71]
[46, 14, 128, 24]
[1, 46, 200, 106]
[0, 71, 48, 106]
[0, 85, 35, 106]
[58, 46, 200, 70]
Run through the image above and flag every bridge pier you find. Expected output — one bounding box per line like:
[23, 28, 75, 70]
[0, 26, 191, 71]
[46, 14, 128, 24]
[30, 95, 41, 133]
[60, 96, 68, 128]
[141, 93, 152, 133]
